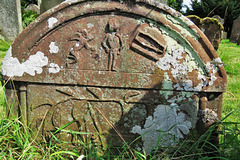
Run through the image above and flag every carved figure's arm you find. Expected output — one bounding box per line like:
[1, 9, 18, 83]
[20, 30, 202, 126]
[102, 33, 110, 53]
[116, 33, 124, 52]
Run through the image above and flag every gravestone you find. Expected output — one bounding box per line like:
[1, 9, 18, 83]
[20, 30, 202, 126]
[212, 15, 224, 25]
[222, 31, 227, 39]
[2, 0, 227, 153]
[24, 4, 40, 14]
[187, 15, 201, 27]
[40, 0, 65, 14]
[0, 0, 22, 41]
[187, 15, 223, 50]
[201, 18, 223, 50]
[230, 16, 240, 43]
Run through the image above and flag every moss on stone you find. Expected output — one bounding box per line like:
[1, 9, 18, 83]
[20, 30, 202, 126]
[202, 17, 224, 30]
[187, 15, 224, 30]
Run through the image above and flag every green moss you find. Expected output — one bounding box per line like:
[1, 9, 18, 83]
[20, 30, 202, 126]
[187, 15, 224, 30]
[187, 15, 201, 21]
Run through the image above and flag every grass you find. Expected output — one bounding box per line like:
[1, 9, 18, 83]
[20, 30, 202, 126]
[0, 39, 239, 159]
[218, 39, 240, 122]
[0, 39, 11, 62]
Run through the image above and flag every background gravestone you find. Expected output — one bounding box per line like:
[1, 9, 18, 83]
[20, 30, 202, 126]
[40, 0, 65, 14]
[201, 18, 223, 50]
[0, 0, 22, 41]
[212, 15, 226, 40]
[187, 15, 223, 50]
[2, 0, 227, 153]
[24, 4, 40, 14]
[212, 15, 224, 26]
[222, 31, 227, 39]
[230, 16, 240, 43]
[187, 15, 201, 27]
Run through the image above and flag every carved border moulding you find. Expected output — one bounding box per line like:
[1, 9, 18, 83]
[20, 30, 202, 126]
[2, 0, 227, 154]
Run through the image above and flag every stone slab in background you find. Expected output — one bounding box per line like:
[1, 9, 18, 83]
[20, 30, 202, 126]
[230, 16, 240, 43]
[2, 0, 227, 153]
[212, 15, 224, 25]
[187, 15, 224, 50]
[222, 31, 227, 39]
[39, 0, 64, 14]
[24, 4, 40, 14]
[0, 0, 22, 41]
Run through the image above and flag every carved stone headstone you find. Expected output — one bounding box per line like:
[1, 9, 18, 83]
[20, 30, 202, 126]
[230, 16, 240, 43]
[0, 0, 22, 41]
[187, 15, 224, 50]
[2, 0, 227, 153]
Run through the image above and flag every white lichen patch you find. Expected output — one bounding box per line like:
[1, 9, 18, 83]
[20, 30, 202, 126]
[1, 46, 48, 77]
[64, 0, 79, 2]
[49, 42, 59, 53]
[206, 62, 219, 86]
[194, 74, 207, 91]
[48, 17, 58, 29]
[155, 39, 218, 91]
[213, 57, 224, 67]
[199, 108, 219, 125]
[156, 46, 187, 79]
[182, 80, 193, 91]
[131, 104, 193, 153]
[49, 63, 60, 73]
[87, 23, 94, 29]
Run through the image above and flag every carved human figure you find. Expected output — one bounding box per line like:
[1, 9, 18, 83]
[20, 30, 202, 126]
[102, 19, 123, 71]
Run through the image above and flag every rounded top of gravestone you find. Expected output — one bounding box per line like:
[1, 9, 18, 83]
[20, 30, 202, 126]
[212, 15, 224, 25]
[24, 4, 40, 14]
[188, 15, 224, 30]
[202, 17, 224, 30]
[187, 15, 202, 27]
[1, 0, 227, 92]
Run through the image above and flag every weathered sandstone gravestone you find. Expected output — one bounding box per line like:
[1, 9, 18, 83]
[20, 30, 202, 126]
[0, 0, 22, 41]
[187, 15, 224, 50]
[2, 0, 227, 153]
[230, 16, 240, 43]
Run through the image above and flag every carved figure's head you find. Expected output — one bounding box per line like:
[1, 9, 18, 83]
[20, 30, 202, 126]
[108, 18, 120, 32]
[81, 29, 88, 39]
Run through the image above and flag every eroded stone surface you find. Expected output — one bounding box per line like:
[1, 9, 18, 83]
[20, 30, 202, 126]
[2, 0, 227, 153]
